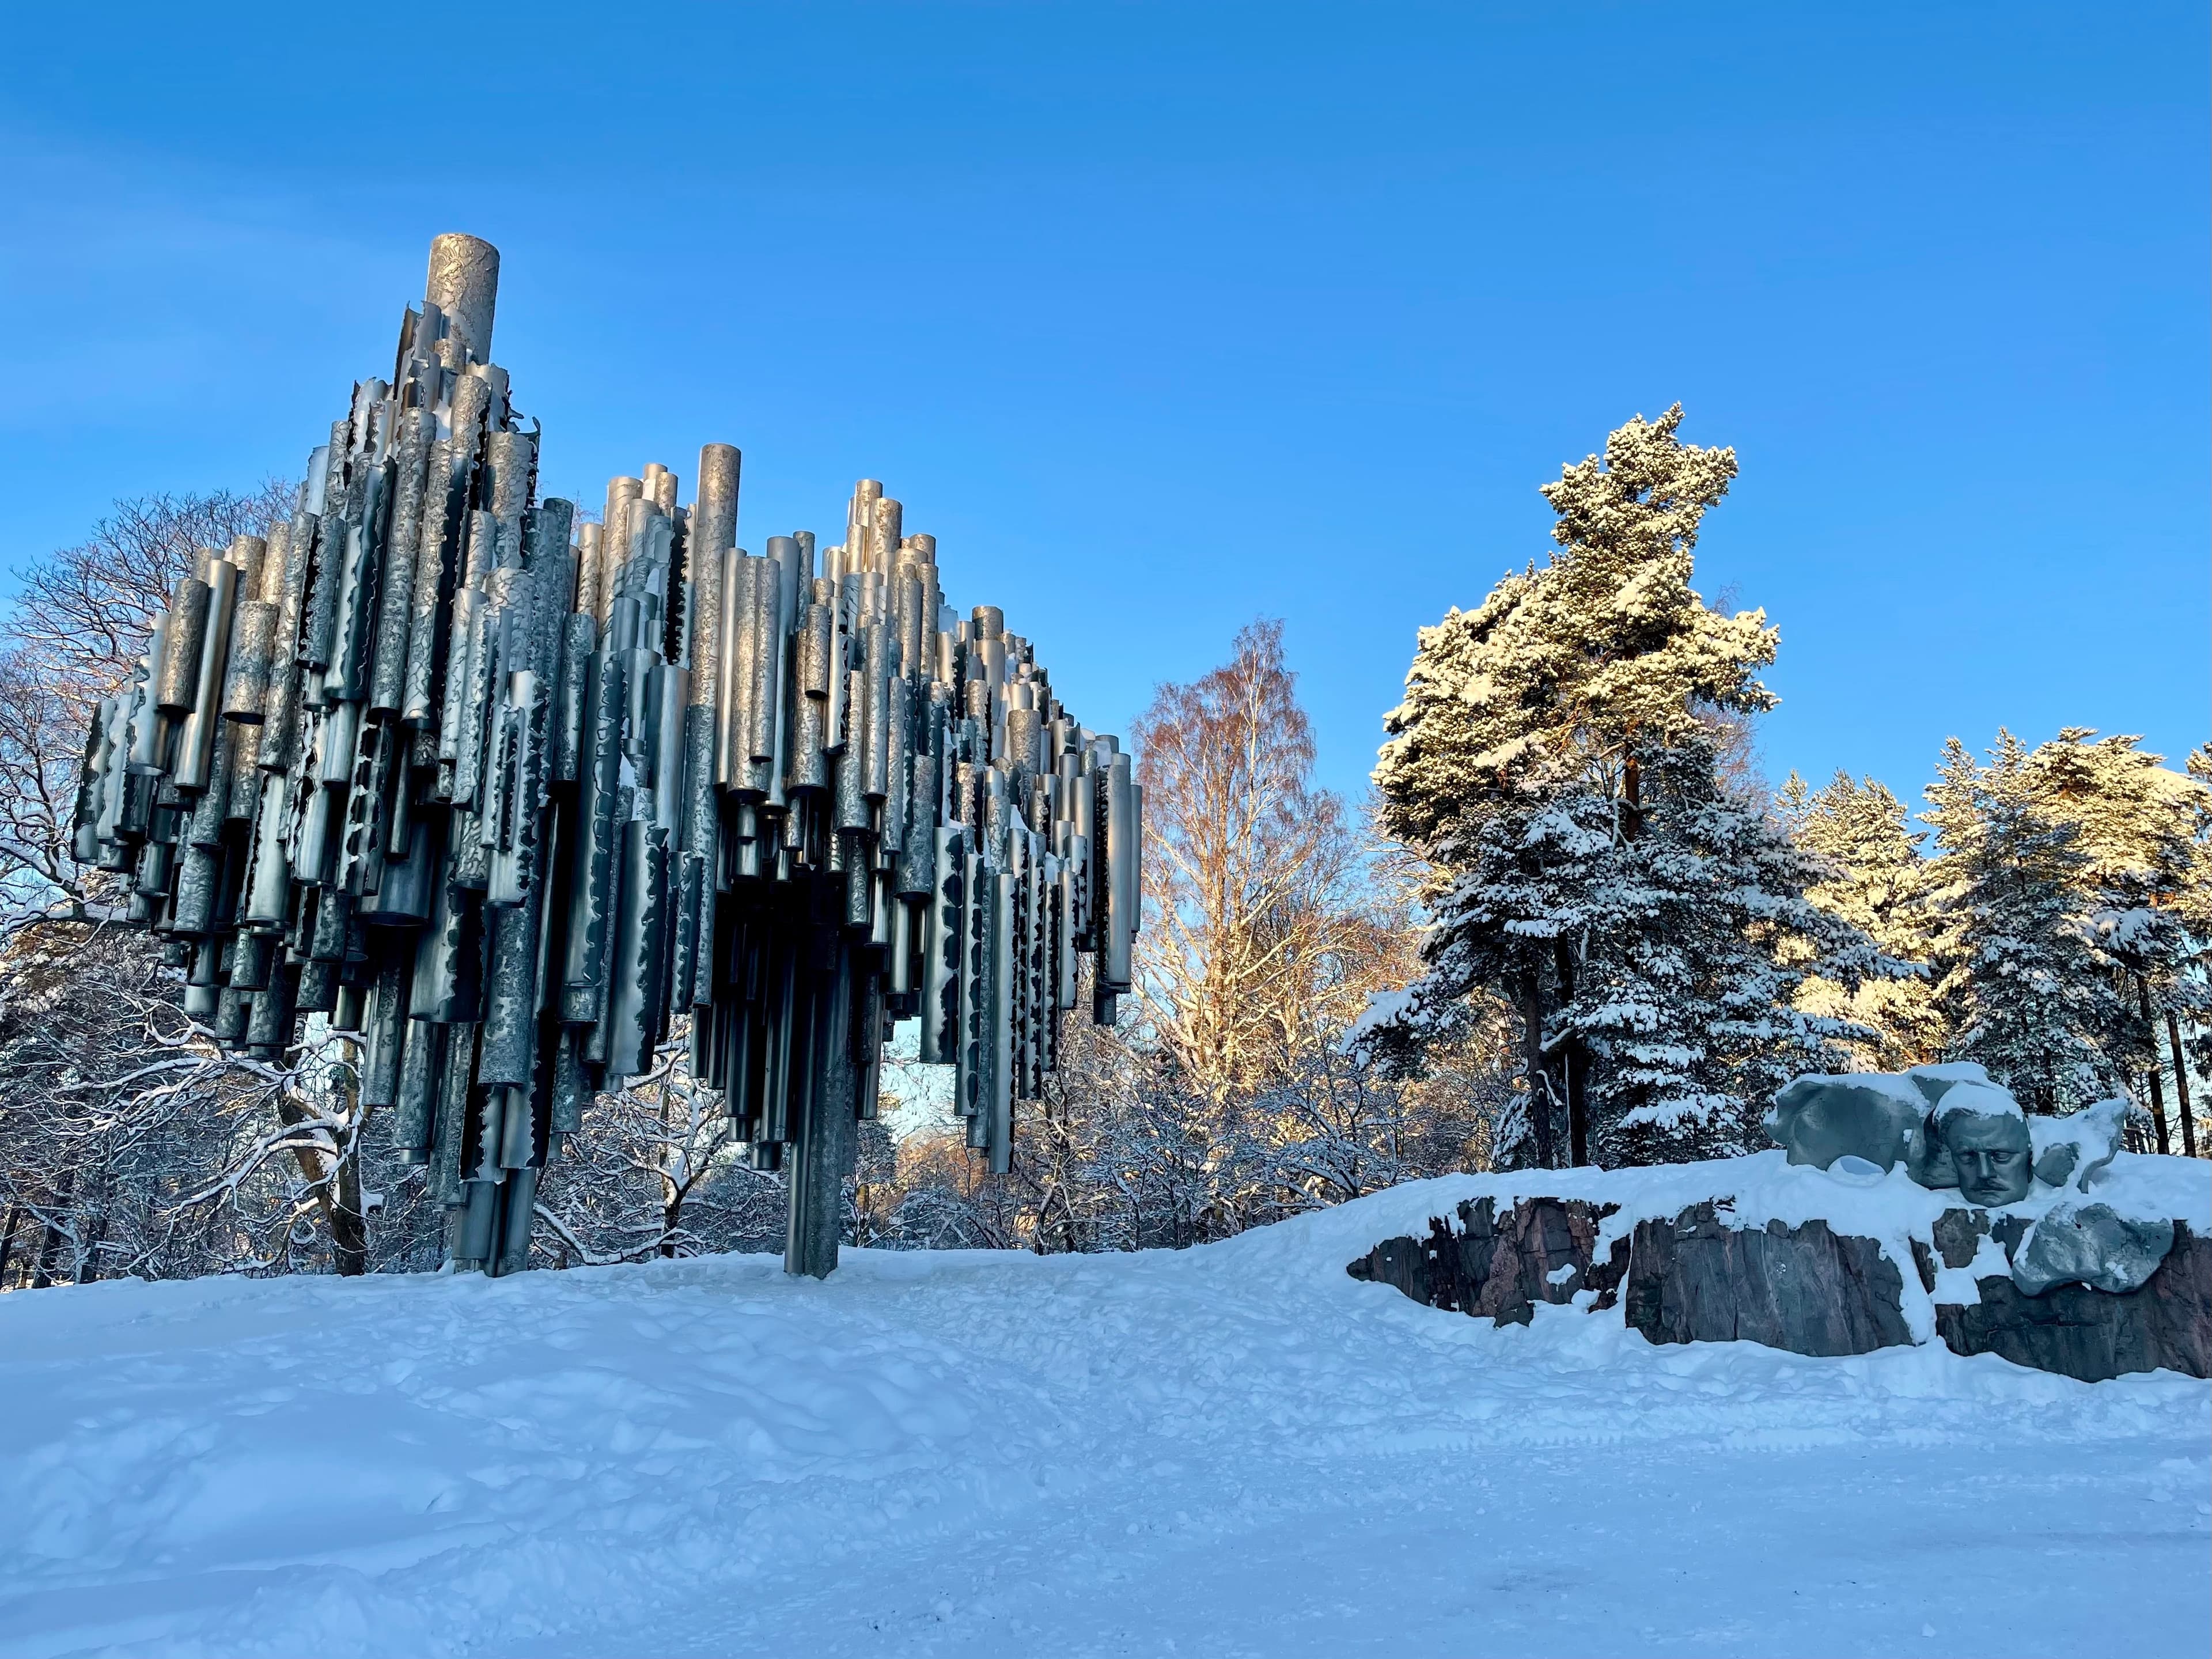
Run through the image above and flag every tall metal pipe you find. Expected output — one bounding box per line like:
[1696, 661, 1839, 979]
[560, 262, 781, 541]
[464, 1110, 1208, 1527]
[425, 233, 501, 365]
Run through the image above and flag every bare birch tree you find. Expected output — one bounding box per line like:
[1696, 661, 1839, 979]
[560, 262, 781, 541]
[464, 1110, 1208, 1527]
[1131, 619, 1367, 1096]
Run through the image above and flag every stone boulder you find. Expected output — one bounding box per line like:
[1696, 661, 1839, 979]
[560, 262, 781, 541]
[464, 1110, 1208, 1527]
[1930, 1211, 2211, 1382]
[1345, 1195, 1618, 1325]
[1350, 1193, 2212, 1382]
[1617, 1203, 1913, 1357]
[2011, 1202, 2174, 1296]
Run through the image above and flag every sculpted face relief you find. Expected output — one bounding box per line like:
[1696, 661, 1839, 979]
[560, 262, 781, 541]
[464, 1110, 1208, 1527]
[1937, 1107, 2034, 1207]
[1767, 1066, 2066, 1211]
[1759, 1069, 2179, 1310]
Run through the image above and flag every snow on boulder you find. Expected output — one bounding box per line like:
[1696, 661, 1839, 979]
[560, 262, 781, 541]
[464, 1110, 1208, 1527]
[1344, 1152, 2212, 1384]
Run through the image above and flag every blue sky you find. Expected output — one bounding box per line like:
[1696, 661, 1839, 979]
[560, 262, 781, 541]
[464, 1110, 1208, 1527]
[2, 3, 2203, 808]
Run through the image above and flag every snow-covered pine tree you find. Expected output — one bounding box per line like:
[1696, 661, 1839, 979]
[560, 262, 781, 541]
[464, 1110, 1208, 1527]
[1781, 770, 1946, 1070]
[1579, 743, 1893, 1162]
[1922, 733, 2130, 1113]
[2185, 744, 2212, 1146]
[2025, 729, 2212, 1153]
[1373, 407, 1888, 1166]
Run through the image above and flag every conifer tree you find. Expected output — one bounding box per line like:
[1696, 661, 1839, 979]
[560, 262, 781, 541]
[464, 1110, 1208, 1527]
[2025, 730, 2211, 1153]
[1373, 408, 1888, 1166]
[1781, 770, 1946, 1069]
[1922, 734, 2127, 1112]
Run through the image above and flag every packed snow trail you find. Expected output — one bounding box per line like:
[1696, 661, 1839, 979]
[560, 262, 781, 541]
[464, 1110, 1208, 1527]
[0, 1175, 2205, 1658]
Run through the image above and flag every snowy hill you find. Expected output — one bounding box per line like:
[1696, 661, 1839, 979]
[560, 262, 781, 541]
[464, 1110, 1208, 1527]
[1, 1173, 2206, 1659]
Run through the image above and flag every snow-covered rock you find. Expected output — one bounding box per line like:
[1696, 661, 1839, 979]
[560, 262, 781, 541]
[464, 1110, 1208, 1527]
[1345, 1151, 2212, 1382]
[2014, 1203, 2178, 1297]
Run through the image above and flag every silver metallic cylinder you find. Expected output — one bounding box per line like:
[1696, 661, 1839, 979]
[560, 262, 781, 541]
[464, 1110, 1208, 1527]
[716, 549, 753, 790]
[241, 775, 291, 926]
[369, 410, 432, 719]
[425, 233, 501, 365]
[156, 578, 209, 713]
[573, 522, 604, 623]
[173, 558, 238, 792]
[605, 817, 669, 1081]
[747, 554, 778, 779]
[600, 478, 641, 628]
[690, 444, 740, 709]
[486, 430, 534, 568]
[221, 601, 276, 722]
[987, 869, 1016, 1171]
[920, 826, 964, 1063]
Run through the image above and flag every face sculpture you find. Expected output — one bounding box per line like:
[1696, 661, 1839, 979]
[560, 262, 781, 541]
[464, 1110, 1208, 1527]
[1938, 1105, 2034, 1207]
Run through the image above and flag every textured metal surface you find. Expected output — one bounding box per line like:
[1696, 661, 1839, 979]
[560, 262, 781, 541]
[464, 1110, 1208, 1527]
[423, 233, 501, 366]
[74, 236, 1140, 1281]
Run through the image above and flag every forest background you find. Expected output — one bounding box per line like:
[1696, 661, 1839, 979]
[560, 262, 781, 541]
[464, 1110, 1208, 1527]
[0, 399, 2203, 1286]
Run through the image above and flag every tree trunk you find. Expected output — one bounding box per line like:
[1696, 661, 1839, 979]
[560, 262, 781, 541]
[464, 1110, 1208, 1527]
[661, 1180, 685, 1256]
[2137, 979, 2172, 1156]
[658, 1086, 681, 1257]
[1516, 967, 1556, 1169]
[275, 1089, 369, 1275]
[1553, 937, 1588, 1166]
[0, 1203, 18, 1289]
[1564, 1042, 1590, 1167]
[2165, 1008, 2198, 1160]
[31, 1166, 75, 1289]
[77, 1198, 106, 1283]
[330, 1147, 369, 1274]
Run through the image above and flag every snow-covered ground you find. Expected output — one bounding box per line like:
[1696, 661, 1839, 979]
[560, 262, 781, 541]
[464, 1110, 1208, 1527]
[2, 1171, 2206, 1659]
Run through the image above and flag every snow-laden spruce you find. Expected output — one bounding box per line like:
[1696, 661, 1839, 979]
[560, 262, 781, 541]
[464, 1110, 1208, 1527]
[1370, 407, 1901, 1168]
[1923, 729, 2212, 1125]
[1778, 769, 1947, 1072]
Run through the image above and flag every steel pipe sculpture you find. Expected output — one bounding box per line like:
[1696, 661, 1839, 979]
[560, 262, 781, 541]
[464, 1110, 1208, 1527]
[70, 234, 1141, 1279]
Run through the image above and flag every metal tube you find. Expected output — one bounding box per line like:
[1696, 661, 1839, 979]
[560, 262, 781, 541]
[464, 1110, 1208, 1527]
[401, 440, 460, 728]
[298, 472, 345, 671]
[716, 549, 752, 790]
[369, 408, 433, 717]
[560, 646, 623, 1025]
[555, 611, 594, 782]
[786, 602, 831, 794]
[881, 674, 910, 858]
[691, 444, 739, 709]
[325, 471, 385, 700]
[173, 558, 238, 792]
[573, 523, 603, 625]
[183, 722, 232, 849]
[224, 708, 259, 822]
[479, 892, 542, 1089]
[745, 554, 777, 786]
[861, 623, 891, 802]
[221, 601, 276, 723]
[600, 478, 641, 630]
[987, 869, 1015, 1170]
[156, 578, 209, 713]
[241, 775, 291, 926]
[425, 233, 501, 365]
[362, 957, 410, 1108]
[487, 430, 533, 569]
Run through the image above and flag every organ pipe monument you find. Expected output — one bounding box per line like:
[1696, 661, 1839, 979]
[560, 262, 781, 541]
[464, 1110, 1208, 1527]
[69, 235, 1142, 1281]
